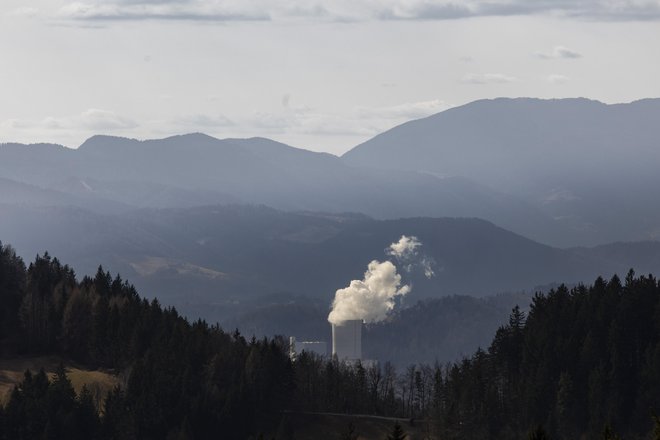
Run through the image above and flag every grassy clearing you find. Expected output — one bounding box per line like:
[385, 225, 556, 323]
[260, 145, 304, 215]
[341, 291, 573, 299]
[0, 356, 119, 408]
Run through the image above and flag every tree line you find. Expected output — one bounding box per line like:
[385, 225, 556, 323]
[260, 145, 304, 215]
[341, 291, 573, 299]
[0, 243, 292, 439]
[290, 271, 660, 438]
[2, 241, 660, 438]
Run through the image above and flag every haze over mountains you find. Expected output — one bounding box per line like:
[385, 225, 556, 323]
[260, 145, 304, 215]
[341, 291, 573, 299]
[2, 203, 660, 317]
[345, 97, 660, 246]
[0, 133, 560, 244]
[3, 96, 660, 363]
[3, 98, 660, 248]
[2, 98, 660, 297]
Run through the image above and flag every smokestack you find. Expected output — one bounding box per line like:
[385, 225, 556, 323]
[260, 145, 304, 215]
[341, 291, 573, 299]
[332, 319, 362, 361]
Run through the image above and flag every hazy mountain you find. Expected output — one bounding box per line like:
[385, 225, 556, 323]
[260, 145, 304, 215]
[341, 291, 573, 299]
[0, 177, 129, 214]
[343, 98, 660, 246]
[5, 97, 660, 248]
[1, 204, 657, 326]
[1, 133, 569, 245]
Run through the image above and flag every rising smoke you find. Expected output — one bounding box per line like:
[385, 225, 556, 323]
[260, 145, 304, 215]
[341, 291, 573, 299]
[387, 235, 421, 259]
[327, 260, 410, 325]
[328, 235, 433, 325]
[387, 235, 435, 279]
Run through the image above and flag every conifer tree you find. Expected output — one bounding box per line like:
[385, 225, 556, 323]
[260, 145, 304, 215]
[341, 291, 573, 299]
[339, 421, 359, 440]
[601, 425, 622, 440]
[386, 421, 407, 440]
[528, 426, 551, 440]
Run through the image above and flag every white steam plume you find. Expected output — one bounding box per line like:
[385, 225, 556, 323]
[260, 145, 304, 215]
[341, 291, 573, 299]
[387, 235, 435, 279]
[387, 235, 421, 259]
[328, 260, 410, 325]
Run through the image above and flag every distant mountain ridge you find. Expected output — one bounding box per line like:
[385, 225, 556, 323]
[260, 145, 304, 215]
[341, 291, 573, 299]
[1, 203, 659, 325]
[1, 132, 568, 245]
[343, 97, 660, 245]
[3, 97, 660, 246]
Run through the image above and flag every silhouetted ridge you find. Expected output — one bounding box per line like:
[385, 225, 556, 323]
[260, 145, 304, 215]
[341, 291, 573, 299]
[78, 134, 140, 151]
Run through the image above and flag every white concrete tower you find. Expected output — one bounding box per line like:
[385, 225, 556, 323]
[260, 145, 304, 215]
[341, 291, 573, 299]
[332, 319, 362, 361]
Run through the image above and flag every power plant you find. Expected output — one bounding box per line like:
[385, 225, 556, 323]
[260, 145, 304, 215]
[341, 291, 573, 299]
[289, 319, 366, 364]
[289, 337, 327, 359]
[331, 319, 362, 361]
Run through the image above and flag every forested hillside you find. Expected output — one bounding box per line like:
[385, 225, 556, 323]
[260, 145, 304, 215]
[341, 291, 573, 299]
[4, 204, 660, 328]
[432, 272, 660, 439]
[0, 243, 292, 439]
[2, 242, 660, 439]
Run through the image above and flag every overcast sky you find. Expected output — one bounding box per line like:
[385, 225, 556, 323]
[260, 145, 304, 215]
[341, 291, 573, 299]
[1, 0, 659, 154]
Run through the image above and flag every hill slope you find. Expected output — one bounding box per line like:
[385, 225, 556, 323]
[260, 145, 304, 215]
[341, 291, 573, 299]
[0, 134, 570, 245]
[343, 98, 660, 245]
[1, 204, 658, 325]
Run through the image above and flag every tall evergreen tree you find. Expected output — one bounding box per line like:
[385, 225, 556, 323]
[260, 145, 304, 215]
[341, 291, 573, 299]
[339, 421, 359, 440]
[386, 422, 406, 440]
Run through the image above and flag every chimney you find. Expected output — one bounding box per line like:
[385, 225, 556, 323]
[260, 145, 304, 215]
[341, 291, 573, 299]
[332, 319, 362, 361]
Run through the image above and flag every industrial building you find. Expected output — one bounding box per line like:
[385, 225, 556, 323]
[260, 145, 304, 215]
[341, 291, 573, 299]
[289, 337, 327, 360]
[331, 319, 362, 361]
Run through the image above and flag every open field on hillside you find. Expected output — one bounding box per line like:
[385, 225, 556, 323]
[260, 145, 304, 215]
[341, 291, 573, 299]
[0, 356, 120, 408]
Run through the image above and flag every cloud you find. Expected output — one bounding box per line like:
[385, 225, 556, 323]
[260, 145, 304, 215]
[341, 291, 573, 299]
[234, 97, 451, 138]
[80, 109, 139, 130]
[1, 109, 138, 133]
[7, 7, 41, 17]
[0, 119, 33, 130]
[52, 0, 660, 22]
[355, 99, 450, 121]
[175, 113, 234, 128]
[377, 2, 474, 20]
[535, 45, 583, 59]
[461, 73, 518, 84]
[545, 74, 570, 84]
[58, 1, 269, 21]
[370, 0, 660, 22]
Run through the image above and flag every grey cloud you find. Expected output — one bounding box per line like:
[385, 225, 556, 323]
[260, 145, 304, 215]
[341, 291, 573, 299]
[535, 45, 583, 59]
[355, 99, 450, 120]
[176, 114, 234, 128]
[80, 109, 139, 130]
[114, 0, 193, 3]
[545, 74, 570, 84]
[59, 2, 270, 22]
[364, 0, 660, 22]
[55, 0, 660, 22]
[377, 2, 474, 20]
[461, 73, 518, 84]
[1, 110, 138, 132]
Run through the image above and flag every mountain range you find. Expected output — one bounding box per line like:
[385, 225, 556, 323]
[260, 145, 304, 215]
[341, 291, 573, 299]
[2, 96, 660, 329]
[1, 203, 659, 326]
[344, 97, 660, 246]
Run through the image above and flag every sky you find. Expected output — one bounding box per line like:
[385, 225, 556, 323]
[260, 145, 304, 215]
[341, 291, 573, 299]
[1, 0, 660, 155]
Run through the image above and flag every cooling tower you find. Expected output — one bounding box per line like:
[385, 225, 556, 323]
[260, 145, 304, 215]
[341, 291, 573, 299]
[332, 319, 362, 361]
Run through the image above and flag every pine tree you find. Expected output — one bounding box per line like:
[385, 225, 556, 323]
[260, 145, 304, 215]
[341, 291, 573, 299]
[386, 421, 407, 440]
[528, 426, 551, 440]
[601, 425, 622, 440]
[339, 421, 359, 440]
[76, 385, 100, 439]
[49, 363, 76, 412]
[0, 404, 6, 439]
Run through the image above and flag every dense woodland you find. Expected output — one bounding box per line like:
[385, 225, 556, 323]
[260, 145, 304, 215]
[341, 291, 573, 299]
[0, 242, 292, 439]
[1, 241, 660, 439]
